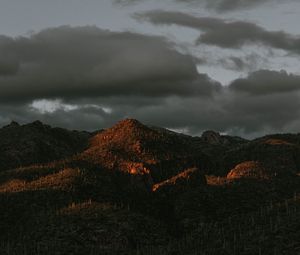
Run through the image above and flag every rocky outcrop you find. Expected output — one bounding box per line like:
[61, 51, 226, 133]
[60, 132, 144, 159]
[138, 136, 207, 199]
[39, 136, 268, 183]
[153, 167, 207, 194]
[227, 161, 271, 180]
[227, 160, 297, 180]
[202, 130, 222, 145]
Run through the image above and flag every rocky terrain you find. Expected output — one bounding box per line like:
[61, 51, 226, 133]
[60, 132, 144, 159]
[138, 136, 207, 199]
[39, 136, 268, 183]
[0, 119, 300, 254]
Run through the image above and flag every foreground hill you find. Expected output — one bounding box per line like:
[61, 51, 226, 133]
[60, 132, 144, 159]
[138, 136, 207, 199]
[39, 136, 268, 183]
[0, 119, 300, 254]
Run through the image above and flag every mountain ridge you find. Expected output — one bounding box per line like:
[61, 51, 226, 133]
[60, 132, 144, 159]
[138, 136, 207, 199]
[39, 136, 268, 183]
[1, 118, 300, 254]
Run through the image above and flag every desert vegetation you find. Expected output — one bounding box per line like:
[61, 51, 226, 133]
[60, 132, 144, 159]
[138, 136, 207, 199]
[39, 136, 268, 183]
[0, 119, 300, 254]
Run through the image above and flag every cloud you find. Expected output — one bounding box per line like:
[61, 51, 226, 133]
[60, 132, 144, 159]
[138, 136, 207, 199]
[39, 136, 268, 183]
[219, 54, 268, 72]
[199, 52, 269, 73]
[222, 88, 300, 135]
[229, 70, 300, 95]
[29, 99, 79, 114]
[0, 26, 220, 103]
[0, 36, 20, 75]
[2, 69, 300, 138]
[115, 0, 291, 12]
[134, 11, 300, 53]
[1, 26, 300, 138]
[177, 0, 292, 12]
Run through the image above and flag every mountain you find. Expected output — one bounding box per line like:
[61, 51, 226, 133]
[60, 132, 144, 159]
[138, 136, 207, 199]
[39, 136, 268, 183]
[220, 134, 300, 177]
[0, 120, 90, 171]
[0, 119, 300, 255]
[80, 118, 211, 182]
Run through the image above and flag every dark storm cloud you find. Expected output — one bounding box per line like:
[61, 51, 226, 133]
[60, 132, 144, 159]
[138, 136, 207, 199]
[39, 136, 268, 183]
[1, 26, 300, 138]
[221, 91, 300, 136]
[115, 0, 290, 12]
[69, 70, 300, 137]
[0, 36, 19, 75]
[135, 11, 300, 53]
[229, 70, 300, 95]
[176, 0, 292, 12]
[0, 26, 221, 103]
[2, 68, 300, 138]
[0, 101, 116, 131]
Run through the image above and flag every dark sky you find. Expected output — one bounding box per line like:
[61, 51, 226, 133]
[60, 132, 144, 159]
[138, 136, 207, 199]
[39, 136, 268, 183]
[0, 0, 300, 137]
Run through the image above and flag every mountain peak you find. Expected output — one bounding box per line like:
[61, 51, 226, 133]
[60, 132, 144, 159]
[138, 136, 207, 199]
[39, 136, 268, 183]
[31, 120, 45, 126]
[98, 118, 152, 139]
[202, 130, 222, 144]
[89, 118, 155, 149]
[25, 120, 53, 130]
[6, 121, 20, 128]
[112, 118, 146, 130]
[117, 118, 141, 125]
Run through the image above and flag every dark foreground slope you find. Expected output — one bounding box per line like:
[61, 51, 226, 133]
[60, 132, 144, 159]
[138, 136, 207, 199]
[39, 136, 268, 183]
[0, 119, 300, 255]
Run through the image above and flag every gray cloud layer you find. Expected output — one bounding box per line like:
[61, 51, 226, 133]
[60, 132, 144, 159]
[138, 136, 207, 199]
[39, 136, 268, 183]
[230, 70, 300, 95]
[135, 11, 300, 53]
[116, 0, 291, 12]
[185, 0, 273, 11]
[1, 26, 300, 137]
[0, 26, 220, 103]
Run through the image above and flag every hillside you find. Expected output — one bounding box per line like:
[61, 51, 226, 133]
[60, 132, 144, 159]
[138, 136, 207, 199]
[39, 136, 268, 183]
[0, 119, 300, 254]
[0, 121, 91, 171]
[80, 119, 212, 182]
